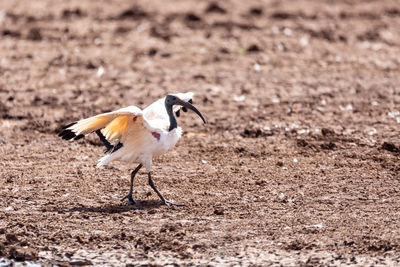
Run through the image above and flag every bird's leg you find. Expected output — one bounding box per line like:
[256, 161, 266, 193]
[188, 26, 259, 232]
[121, 164, 142, 205]
[147, 172, 184, 206]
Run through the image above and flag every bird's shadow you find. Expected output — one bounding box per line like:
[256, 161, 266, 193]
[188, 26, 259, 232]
[51, 200, 164, 214]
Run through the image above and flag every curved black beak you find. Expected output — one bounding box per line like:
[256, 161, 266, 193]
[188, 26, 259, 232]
[175, 98, 206, 124]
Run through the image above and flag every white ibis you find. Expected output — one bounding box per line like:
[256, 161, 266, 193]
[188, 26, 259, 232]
[59, 92, 206, 206]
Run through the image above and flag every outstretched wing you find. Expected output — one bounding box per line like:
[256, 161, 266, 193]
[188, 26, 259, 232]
[59, 106, 154, 152]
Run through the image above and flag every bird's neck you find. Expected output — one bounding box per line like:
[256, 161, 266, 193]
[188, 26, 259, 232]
[165, 103, 177, 131]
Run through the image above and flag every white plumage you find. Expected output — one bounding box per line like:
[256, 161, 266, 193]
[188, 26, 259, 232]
[59, 92, 205, 206]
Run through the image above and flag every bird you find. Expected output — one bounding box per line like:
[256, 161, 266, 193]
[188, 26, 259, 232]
[58, 92, 206, 206]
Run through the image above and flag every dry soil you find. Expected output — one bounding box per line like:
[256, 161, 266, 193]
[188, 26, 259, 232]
[0, 0, 400, 265]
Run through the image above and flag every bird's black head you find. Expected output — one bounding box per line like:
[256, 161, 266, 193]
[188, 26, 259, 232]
[165, 94, 206, 131]
[165, 94, 178, 106]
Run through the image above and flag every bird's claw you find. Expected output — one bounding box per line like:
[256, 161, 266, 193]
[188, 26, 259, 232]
[163, 199, 184, 207]
[121, 194, 137, 205]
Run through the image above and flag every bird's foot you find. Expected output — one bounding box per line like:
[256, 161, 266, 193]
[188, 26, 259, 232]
[121, 194, 137, 205]
[162, 199, 184, 207]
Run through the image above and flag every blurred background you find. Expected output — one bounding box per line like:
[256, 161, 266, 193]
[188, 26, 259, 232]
[0, 0, 400, 265]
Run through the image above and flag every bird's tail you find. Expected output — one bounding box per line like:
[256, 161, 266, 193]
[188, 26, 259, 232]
[96, 146, 127, 167]
[96, 154, 114, 168]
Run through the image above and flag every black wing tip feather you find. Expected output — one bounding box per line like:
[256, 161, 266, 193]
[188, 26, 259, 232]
[59, 124, 122, 152]
[58, 122, 84, 141]
[74, 134, 85, 140]
[95, 130, 123, 154]
[96, 130, 114, 153]
[59, 129, 76, 140]
[61, 122, 76, 130]
[112, 142, 123, 153]
[181, 99, 192, 113]
[104, 142, 123, 153]
[176, 99, 192, 116]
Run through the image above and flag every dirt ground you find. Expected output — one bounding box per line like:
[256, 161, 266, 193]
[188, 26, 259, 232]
[0, 0, 400, 265]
